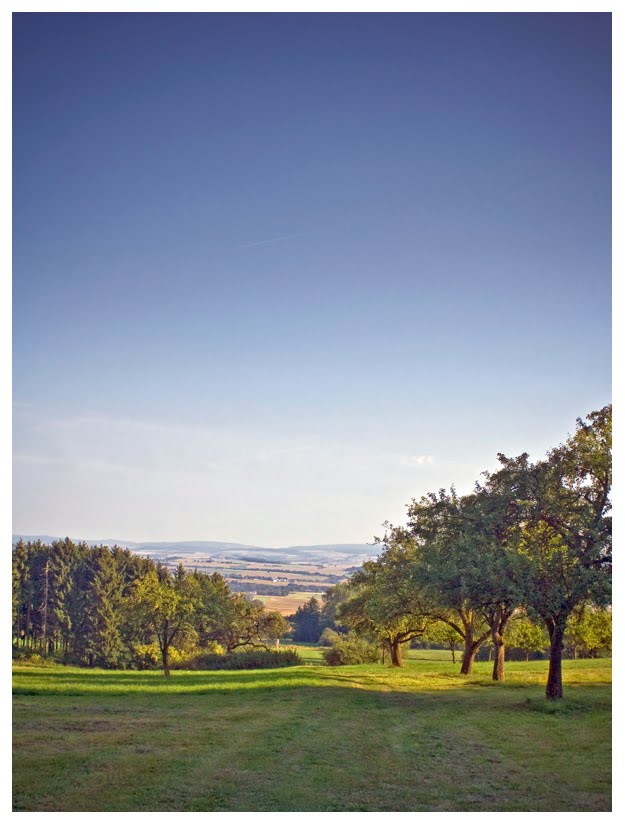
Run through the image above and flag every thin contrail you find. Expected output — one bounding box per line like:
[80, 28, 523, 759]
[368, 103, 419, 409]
[240, 231, 313, 249]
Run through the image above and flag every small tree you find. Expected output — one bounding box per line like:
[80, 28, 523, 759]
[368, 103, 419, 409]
[215, 596, 290, 652]
[565, 606, 611, 659]
[424, 620, 463, 664]
[129, 568, 199, 676]
[506, 614, 549, 661]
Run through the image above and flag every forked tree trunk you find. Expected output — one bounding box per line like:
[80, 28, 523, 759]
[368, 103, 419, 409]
[460, 626, 488, 674]
[546, 622, 565, 700]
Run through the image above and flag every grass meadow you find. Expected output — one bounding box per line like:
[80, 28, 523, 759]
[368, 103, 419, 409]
[13, 657, 611, 812]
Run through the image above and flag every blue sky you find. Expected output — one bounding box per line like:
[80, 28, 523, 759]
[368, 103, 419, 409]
[12, 12, 611, 545]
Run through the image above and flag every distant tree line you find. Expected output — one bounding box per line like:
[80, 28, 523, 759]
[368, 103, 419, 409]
[12, 540, 290, 676]
[295, 406, 612, 700]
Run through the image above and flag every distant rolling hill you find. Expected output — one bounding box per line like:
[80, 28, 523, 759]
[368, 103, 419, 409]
[12, 535, 377, 564]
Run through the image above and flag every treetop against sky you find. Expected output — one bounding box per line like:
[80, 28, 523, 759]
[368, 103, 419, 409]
[12, 12, 611, 545]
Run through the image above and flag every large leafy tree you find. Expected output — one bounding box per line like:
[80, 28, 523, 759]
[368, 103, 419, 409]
[191, 571, 235, 648]
[500, 405, 612, 699]
[339, 534, 433, 666]
[320, 583, 351, 633]
[406, 492, 491, 675]
[469, 460, 534, 681]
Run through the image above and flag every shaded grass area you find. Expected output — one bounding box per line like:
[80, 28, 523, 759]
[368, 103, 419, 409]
[13, 659, 611, 812]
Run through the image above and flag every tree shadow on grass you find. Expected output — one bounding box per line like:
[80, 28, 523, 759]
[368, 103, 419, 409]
[11, 664, 610, 708]
[13, 667, 399, 696]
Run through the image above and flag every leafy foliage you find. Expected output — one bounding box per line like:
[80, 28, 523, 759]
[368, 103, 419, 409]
[338, 534, 433, 666]
[318, 627, 341, 647]
[564, 606, 611, 658]
[322, 634, 381, 666]
[505, 614, 549, 660]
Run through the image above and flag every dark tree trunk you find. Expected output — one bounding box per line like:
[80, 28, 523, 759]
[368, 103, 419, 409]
[492, 631, 505, 681]
[41, 560, 50, 656]
[161, 643, 171, 678]
[450, 646, 456, 664]
[26, 603, 31, 649]
[389, 638, 404, 667]
[460, 625, 489, 674]
[546, 622, 565, 700]
[460, 644, 478, 674]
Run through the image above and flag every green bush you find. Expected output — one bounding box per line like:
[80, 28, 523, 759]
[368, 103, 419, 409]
[12, 650, 55, 667]
[318, 628, 341, 647]
[323, 635, 381, 666]
[181, 648, 302, 670]
[129, 643, 188, 670]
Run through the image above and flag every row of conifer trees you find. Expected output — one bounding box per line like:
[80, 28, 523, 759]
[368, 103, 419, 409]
[11, 538, 289, 670]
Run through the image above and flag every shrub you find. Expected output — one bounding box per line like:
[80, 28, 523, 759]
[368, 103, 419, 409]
[130, 643, 162, 670]
[130, 643, 187, 670]
[181, 648, 302, 670]
[12, 650, 57, 667]
[318, 628, 341, 647]
[323, 635, 381, 666]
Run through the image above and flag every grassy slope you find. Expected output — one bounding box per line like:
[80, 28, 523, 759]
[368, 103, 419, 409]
[13, 659, 611, 812]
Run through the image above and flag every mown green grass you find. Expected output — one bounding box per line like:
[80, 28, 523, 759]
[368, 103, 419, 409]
[13, 658, 611, 812]
[290, 644, 460, 664]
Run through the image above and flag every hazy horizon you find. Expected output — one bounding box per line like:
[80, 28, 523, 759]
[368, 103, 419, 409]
[13, 13, 611, 546]
[11, 531, 375, 550]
